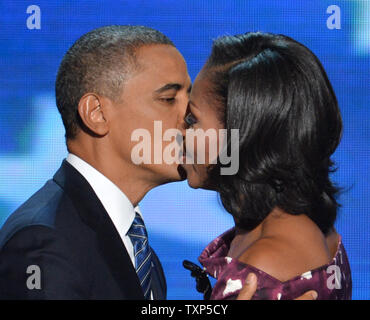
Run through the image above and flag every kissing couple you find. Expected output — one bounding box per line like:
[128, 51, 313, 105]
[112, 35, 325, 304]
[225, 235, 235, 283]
[0, 25, 351, 300]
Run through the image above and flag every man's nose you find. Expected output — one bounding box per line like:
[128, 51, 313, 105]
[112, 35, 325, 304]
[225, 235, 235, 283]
[179, 97, 188, 117]
[176, 116, 187, 137]
[176, 100, 189, 135]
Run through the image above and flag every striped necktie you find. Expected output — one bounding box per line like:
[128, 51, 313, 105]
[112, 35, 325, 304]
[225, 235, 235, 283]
[127, 212, 152, 299]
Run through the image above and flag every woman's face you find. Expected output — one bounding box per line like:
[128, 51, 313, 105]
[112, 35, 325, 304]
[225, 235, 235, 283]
[179, 69, 225, 189]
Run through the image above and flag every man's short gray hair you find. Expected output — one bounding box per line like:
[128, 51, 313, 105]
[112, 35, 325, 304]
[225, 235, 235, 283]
[55, 25, 174, 140]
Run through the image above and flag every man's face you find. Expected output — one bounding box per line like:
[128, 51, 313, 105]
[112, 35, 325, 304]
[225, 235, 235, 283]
[108, 44, 191, 184]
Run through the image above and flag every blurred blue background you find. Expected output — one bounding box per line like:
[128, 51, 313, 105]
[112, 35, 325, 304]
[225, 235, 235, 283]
[0, 0, 369, 299]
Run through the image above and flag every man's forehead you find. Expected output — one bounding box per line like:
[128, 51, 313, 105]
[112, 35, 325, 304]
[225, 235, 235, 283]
[128, 46, 190, 94]
[136, 45, 188, 76]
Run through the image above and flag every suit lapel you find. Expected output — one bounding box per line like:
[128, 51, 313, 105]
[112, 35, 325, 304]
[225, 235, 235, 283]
[151, 248, 167, 300]
[53, 160, 144, 299]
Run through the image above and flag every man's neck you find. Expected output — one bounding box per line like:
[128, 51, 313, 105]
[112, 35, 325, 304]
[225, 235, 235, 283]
[67, 150, 158, 207]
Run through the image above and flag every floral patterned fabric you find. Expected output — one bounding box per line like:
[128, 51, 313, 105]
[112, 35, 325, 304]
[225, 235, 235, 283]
[198, 228, 352, 300]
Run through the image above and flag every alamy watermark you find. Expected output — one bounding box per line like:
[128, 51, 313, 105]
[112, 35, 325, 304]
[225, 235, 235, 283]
[25, 263, 341, 292]
[26, 264, 41, 290]
[130, 121, 240, 175]
[24, 5, 341, 31]
[26, 5, 41, 30]
[327, 5, 341, 30]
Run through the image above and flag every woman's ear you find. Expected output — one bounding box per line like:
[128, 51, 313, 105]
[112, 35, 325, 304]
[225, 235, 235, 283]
[77, 93, 109, 136]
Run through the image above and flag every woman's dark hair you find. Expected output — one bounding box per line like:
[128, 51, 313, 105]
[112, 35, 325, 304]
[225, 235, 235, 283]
[205, 32, 343, 235]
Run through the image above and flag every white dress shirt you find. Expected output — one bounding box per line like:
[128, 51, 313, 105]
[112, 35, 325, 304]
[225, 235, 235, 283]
[66, 153, 140, 267]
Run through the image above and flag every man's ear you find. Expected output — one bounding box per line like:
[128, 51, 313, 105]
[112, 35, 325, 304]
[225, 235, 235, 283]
[78, 93, 109, 136]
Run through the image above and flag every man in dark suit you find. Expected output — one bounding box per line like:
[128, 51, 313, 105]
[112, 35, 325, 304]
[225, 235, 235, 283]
[0, 25, 191, 299]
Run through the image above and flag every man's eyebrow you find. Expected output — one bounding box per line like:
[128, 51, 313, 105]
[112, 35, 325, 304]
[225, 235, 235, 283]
[154, 83, 182, 94]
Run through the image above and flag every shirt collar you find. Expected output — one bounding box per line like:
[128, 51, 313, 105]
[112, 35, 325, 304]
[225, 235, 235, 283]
[66, 153, 140, 239]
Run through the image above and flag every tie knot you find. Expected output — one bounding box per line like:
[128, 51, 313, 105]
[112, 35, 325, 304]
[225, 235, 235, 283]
[128, 212, 148, 240]
[133, 212, 145, 226]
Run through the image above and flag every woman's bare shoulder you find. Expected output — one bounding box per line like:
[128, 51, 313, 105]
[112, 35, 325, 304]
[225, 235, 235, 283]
[238, 216, 332, 282]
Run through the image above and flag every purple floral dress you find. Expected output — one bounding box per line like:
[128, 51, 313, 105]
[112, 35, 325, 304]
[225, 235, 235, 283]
[198, 228, 352, 300]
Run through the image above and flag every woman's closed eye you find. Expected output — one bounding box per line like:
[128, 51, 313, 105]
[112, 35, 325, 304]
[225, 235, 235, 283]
[184, 112, 198, 128]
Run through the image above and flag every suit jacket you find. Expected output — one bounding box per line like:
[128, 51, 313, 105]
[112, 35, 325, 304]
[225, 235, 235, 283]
[0, 160, 167, 299]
